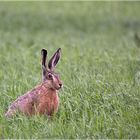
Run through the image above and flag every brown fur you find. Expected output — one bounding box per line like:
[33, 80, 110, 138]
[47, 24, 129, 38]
[5, 48, 62, 118]
[5, 79, 60, 118]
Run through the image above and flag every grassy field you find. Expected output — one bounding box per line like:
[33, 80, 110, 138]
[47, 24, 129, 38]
[0, 2, 140, 139]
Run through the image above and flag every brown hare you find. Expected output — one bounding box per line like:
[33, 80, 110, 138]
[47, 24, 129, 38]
[5, 48, 62, 118]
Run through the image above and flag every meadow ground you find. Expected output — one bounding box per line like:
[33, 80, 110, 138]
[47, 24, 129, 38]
[0, 2, 140, 139]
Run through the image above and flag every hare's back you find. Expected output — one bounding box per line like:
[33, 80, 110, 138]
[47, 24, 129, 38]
[8, 85, 41, 113]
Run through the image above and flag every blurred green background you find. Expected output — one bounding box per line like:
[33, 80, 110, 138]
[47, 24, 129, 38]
[0, 2, 140, 139]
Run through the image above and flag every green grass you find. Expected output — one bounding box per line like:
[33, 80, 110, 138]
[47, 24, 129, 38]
[0, 2, 140, 139]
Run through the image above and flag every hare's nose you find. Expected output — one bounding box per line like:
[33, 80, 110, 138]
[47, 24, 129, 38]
[59, 83, 62, 87]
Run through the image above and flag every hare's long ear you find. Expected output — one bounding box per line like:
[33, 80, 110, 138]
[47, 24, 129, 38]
[48, 48, 61, 71]
[41, 49, 47, 81]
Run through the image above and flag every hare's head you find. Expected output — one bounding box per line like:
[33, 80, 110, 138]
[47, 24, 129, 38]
[41, 48, 62, 90]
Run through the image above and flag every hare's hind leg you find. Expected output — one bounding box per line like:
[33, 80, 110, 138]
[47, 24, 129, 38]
[22, 102, 35, 116]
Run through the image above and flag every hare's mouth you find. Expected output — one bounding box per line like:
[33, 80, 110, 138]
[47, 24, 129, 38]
[54, 83, 62, 90]
[55, 86, 62, 90]
[56, 87, 61, 90]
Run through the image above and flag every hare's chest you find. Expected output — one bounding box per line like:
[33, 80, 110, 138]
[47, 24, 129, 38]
[38, 92, 59, 115]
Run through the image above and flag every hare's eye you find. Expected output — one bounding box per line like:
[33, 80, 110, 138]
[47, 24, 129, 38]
[48, 73, 52, 79]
